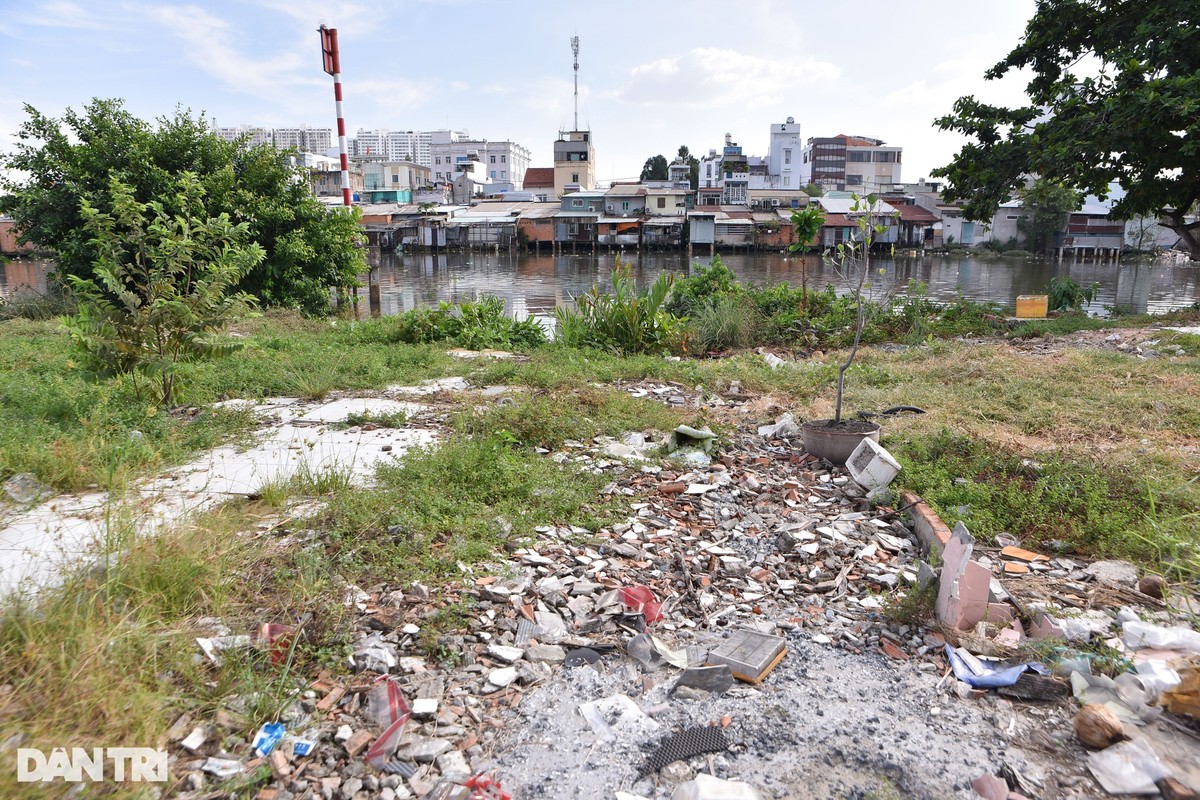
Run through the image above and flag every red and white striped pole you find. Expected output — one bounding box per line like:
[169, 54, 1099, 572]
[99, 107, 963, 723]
[319, 25, 352, 207]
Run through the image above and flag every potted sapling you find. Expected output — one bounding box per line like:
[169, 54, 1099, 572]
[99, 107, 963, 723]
[799, 194, 899, 465]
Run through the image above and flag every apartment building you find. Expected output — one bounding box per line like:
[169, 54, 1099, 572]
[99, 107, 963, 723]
[553, 130, 595, 198]
[430, 130, 532, 192]
[800, 134, 902, 193]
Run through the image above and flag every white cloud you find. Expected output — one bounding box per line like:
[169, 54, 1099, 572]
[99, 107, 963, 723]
[615, 48, 840, 109]
[10, 1, 116, 31]
[140, 5, 312, 105]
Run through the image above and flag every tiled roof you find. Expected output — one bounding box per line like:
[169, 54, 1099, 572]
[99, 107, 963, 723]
[523, 167, 555, 188]
[894, 204, 940, 223]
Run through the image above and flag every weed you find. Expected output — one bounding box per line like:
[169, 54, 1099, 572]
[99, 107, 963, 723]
[691, 294, 759, 352]
[344, 408, 408, 428]
[390, 295, 547, 351]
[882, 581, 938, 626]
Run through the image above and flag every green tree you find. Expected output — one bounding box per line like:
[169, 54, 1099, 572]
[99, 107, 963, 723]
[932, 0, 1200, 258]
[1016, 178, 1080, 253]
[640, 154, 669, 182]
[677, 145, 700, 190]
[0, 99, 365, 313]
[803, 182, 824, 198]
[64, 174, 261, 405]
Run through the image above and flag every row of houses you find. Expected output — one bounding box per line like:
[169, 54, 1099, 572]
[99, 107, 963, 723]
[352, 185, 948, 254]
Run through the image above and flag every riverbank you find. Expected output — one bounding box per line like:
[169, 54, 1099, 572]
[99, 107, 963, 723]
[1, 309, 1198, 797]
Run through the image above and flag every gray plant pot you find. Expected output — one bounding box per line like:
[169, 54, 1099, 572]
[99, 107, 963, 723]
[801, 419, 881, 467]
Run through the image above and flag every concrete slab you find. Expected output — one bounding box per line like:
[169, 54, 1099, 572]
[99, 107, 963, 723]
[293, 398, 427, 424]
[386, 377, 470, 395]
[0, 395, 441, 596]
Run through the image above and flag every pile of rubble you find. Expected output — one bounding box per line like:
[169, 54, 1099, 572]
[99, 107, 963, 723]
[164, 380, 1199, 799]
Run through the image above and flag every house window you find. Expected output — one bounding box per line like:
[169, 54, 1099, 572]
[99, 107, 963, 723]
[622, 200, 630, 211]
[435, 157, 441, 165]
[572, 173, 579, 183]
[501, 171, 506, 179]
[657, 197, 666, 209]
[490, 171, 496, 179]
[501, 155, 506, 163]
[568, 223, 578, 234]
[436, 172, 442, 180]
[490, 155, 496, 164]
[572, 199, 583, 208]
[784, 149, 792, 164]
[706, 164, 712, 177]
[392, 175, 398, 184]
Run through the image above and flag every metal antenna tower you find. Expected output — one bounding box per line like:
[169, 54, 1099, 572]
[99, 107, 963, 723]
[571, 35, 580, 131]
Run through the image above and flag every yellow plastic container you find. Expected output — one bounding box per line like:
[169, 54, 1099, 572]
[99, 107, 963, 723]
[1015, 295, 1049, 319]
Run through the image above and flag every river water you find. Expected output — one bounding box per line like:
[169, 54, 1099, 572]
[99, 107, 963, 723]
[5, 251, 1198, 319]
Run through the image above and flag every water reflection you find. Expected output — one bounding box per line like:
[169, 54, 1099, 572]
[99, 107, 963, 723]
[4, 253, 1196, 320]
[350, 250, 1199, 320]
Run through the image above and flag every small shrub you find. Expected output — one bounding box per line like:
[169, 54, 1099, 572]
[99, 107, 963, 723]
[664, 255, 741, 318]
[63, 174, 261, 405]
[1048, 276, 1100, 312]
[392, 296, 546, 350]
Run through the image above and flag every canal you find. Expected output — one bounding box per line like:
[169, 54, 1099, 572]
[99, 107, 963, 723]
[4, 251, 1198, 319]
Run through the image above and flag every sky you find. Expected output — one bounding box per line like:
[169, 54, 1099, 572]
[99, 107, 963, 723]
[0, 0, 1040, 186]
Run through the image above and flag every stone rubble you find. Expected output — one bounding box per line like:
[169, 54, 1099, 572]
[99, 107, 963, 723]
[160, 379, 1198, 800]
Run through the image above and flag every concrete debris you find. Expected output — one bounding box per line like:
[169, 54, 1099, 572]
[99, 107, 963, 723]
[85, 377, 1195, 800]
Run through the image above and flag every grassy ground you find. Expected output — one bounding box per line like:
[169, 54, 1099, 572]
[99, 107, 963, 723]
[1, 306, 1198, 795]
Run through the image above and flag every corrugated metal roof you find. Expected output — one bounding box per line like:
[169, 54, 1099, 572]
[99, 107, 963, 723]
[816, 197, 898, 215]
[605, 184, 647, 196]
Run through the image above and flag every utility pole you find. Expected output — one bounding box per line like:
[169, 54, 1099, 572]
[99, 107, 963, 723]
[319, 25, 352, 207]
[571, 36, 580, 131]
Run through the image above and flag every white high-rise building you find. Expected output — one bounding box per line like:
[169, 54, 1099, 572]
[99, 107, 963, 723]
[385, 131, 433, 167]
[429, 130, 531, 191]
[767, 117, 801, 189]
[215, 125, 272, 148]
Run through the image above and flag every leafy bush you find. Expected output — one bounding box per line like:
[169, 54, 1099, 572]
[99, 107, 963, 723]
[63, 174, 261, 405]
[555, 257, 684, 355]
[391, 296, 547, 350]
[1048, 276, 1100, 311]
[664, 255, 741, 318]
[0, 290, 76, 321]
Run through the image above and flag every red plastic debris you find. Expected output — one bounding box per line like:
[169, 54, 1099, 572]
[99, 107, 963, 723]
[364, 676, 412, 770]
[463, 772, 512, 800]
[618, 584, 663, 624]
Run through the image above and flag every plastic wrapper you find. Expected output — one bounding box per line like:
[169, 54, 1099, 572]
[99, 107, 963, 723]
[1122, 620, 1200, 655]
[363, 675, 411, 770]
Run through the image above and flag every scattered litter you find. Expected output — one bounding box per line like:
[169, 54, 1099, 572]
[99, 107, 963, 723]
[363, 676, 412, 770]
[1074, 704, 1126, 749]
[618, 585, 664, 624]
[252, 721, 286, 757]
[2, 473, 53, 504]
[196, 635, 252, 666]
[1161, 667, 1200, 718]
[945, 645, 1046, 689]
[201, 757, 243, 779]
[578, 694, 660, 743]
[757, 413, 802, 439]
[1087, 737, 1163, 795]
[627, 633, 689, 670]
[1123, 620, 1200, 655]
[845, 438, 901, 494]
[668, 425, 717, 455]
[671, 772, 763, 800]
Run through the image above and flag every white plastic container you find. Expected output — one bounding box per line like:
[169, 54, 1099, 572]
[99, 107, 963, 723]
[846, 437, 901, 492]
[671, 773, 763, 800]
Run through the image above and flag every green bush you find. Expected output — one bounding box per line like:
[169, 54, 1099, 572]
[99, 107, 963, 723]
[63, 174, 261, 405]
[1048, 276, 1100, 312]
[664, 255, 741, 318]
[390, 296, 547, 350]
